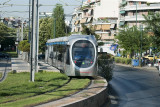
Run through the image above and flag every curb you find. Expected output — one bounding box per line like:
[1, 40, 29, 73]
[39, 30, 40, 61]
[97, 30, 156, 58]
[36, 77, 110, 107]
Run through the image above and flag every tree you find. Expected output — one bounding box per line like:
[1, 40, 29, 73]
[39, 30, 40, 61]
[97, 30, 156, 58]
[116, 26, 151, 58]
[18, 40, 30, 52]
[39, 17, 53, 53]
[0, 22, 16, 51]
[143, 12, 160, 53]
[81, 24, 100, 40]
[53, 4, 65, 38]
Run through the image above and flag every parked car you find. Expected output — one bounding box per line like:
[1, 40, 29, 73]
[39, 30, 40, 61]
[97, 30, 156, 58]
[143, 55, 160, 61]
[0, 53, 9, 59]
[0, 53, 5, 58]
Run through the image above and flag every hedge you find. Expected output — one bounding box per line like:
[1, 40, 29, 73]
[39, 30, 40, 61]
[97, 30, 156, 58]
[115, 57, 132, 65]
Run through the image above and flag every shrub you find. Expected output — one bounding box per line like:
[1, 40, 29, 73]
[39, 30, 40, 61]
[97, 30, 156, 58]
[115, 57, 131, 65]
[98, 53, 114, 81]
[18, 40, 30, 52]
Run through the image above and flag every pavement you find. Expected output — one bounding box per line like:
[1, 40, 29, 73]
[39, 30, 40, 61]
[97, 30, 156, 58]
[9, 58, 159, 74]
[11, 58, 59, 72]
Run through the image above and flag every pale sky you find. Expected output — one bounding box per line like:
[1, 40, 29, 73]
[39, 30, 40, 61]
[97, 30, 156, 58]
[0, 0, 86, 21]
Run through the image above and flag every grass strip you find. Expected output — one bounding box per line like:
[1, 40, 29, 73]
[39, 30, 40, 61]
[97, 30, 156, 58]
[2, 51, 18, 58]
[0, 78, 90, 107]
[0, 72, 69, 104]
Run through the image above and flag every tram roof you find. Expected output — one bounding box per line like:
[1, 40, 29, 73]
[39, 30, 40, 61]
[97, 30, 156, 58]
[46, 34, 96, 44]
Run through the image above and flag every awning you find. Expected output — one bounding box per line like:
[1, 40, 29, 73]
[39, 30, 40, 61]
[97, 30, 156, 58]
[119, 21, 125, 26]
[102, 24, 110, 30]
[120, 10, 125, 14]
[110, 24, 115, 29]
[74, 20, 80, 25]
[80, 18, 87, 23]
[96, 25, 101, 30]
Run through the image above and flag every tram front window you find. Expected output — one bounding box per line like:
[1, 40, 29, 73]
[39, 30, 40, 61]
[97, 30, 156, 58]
[72, 40, 95, 68]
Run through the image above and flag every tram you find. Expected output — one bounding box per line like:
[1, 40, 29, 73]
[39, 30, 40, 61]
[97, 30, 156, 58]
[45, 34, 98, 76]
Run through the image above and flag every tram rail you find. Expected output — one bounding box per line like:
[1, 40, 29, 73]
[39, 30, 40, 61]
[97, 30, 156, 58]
[0, 57, 10, 82]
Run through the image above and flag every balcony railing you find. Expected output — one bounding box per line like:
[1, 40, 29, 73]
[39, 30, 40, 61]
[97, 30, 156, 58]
[125, 4, 160, 11]
[125, 15, 145, 21]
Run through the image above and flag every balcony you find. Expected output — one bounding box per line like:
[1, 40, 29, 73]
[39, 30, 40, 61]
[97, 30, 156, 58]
[125, 4, 160, 11]
[120, 10, 126, 14]
[119, 21, 125, 26]
[125, 15, 145, 21]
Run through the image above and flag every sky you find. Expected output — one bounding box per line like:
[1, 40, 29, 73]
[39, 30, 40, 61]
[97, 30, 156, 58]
[0, 0, 87, 21]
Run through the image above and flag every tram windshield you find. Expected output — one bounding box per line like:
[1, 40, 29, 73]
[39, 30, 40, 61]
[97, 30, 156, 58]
[72, 40, 95, 68]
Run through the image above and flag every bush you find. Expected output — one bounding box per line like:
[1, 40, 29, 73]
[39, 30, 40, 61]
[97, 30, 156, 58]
[98, 53, 114, 81]
[18, 40, 30, 52]
[115, 57, 131, 65]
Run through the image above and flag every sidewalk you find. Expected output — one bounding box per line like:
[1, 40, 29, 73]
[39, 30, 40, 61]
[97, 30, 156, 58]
[11, 58, 59, 72]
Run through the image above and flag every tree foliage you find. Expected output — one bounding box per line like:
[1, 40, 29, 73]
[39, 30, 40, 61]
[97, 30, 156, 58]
[18, 40, 30, 52]
[81, 24, 99, 40]
[53, 4, 66, 38]
[39, 17, 53, 53]
[0, 22, 16, 50]
[98, 53, 114, 81]
[116, 26, 151, 57]
[143, 12, 160, 53]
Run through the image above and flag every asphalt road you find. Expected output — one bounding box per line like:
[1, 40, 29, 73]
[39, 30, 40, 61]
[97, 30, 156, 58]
[108, 64, 160, 107]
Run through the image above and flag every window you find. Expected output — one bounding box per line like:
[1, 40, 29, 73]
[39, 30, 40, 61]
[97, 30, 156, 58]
[72, 40, 95, 68]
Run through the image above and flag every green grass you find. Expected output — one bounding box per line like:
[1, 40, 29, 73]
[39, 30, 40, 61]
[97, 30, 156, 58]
[0, 72, 90, 107]
[94, 80, 105, 84]
[0, 72, 69, 104]
[2, 51, 18, 58]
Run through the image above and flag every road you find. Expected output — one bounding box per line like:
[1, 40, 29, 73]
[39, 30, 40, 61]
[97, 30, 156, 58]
[108, 64, 160, 107]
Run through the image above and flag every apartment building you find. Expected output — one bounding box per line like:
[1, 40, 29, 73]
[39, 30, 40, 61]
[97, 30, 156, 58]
[119, 0, 160, 28]
[3, 17, 24, 28]
[71, 0, 100, 33]
[71, 0, 119, 43]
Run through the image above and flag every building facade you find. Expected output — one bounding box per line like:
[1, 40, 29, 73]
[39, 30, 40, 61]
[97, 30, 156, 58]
[71, 0, 119, 43]
[119, 0, 160, 28]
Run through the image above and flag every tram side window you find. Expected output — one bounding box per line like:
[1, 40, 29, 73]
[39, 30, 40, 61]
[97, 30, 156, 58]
[66, 48, 70, 65]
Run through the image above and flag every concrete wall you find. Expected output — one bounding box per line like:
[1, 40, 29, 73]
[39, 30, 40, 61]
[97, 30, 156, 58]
[94, 0, 119, 19]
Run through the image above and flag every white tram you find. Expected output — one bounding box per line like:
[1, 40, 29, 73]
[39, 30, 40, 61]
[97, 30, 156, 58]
[45, 34, 98, 76]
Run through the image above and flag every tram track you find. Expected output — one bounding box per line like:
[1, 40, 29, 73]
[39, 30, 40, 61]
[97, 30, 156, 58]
[0, 57, 10, 82]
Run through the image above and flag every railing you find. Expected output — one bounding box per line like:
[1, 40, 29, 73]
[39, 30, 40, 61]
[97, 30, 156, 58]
[125, 15, 145, 21]
[125, 4, 160, 11]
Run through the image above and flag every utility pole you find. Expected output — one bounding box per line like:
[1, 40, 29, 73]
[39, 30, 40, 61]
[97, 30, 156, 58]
[30, 0, 39, 82]
[54, 18, 56, 38]
[30, 0, 37, 82]
[140, 25, 143, 67]
[35, 0, 39, 72]
[28, 0, 31, 41]
[136, 1, 137, 27]
[21, 20, 23, 41]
